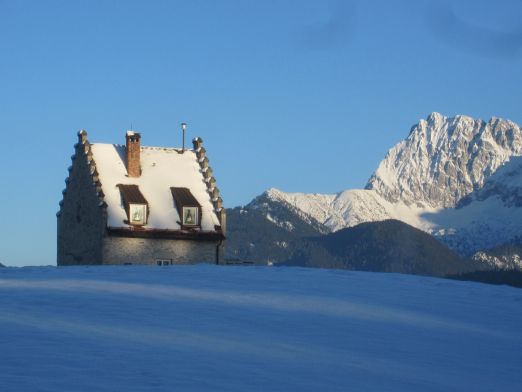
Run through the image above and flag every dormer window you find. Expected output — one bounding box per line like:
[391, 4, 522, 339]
[117, 184, 149, 226]
[171, 187, 201, 228]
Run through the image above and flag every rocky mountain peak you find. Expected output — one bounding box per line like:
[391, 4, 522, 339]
[366, 113, 522, 208]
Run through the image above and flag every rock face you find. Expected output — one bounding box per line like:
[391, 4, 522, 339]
[428, 156, 522, 255]
[366, 113, 522, 208]
[461, 156, 522, 208]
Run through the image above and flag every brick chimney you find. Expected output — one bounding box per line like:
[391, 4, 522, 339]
[126, 131, 141, 177]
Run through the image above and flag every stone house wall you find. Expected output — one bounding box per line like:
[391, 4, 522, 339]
[57, 140, 106, 265]
[101, 236, 221, 265]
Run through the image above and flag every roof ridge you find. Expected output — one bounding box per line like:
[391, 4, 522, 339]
[90, 142, 192, 152]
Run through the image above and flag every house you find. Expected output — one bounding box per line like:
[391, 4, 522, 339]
[57, 130, 226, 266]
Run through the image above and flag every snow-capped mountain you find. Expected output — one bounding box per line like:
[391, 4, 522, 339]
[228, 113, 522, 261]
[261, 188, 430, 233]
[366, 112, 522, 208]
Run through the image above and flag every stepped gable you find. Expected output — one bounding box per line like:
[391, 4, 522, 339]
[57, 130, 108, 218]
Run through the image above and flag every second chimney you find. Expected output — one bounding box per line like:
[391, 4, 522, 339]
[126, 131, 141, 177]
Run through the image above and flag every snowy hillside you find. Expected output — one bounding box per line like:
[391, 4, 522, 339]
[240, 113, 522, 257]
[1, 265, 521, 391]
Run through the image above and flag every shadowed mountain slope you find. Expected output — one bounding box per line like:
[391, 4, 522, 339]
[284, 220, 478, 276]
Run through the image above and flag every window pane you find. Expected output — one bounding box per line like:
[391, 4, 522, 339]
[183, 207, 198, 225]
[130, 204, 146, 225]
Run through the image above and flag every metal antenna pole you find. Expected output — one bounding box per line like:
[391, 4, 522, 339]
[181, 122, 187, 153]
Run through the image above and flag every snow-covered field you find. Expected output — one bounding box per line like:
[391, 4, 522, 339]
[1, 265, 521, 391]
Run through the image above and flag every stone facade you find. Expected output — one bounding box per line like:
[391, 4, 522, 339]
[102, 236, 221, 265]
[57, 133, 107, 265]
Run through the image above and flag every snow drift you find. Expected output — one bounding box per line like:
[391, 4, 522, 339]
[1, 265, 521, 391]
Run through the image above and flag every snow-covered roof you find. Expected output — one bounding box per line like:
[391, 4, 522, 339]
[91, 143, 221, 231]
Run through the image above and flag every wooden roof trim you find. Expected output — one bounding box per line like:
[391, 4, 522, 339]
[117, 184, 149, 205]
[107, 227, 224, 240]
[170, 187, 201, 208]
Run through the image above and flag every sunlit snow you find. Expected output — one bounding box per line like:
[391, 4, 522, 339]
[91, 144, 220, 231]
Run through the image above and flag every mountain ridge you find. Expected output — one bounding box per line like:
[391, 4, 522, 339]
[226, 112, 522, 266]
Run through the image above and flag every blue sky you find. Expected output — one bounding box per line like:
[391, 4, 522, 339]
[1, 0, 522, 266]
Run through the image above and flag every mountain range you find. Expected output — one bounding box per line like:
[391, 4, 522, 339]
[226, 113, 522, 272]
